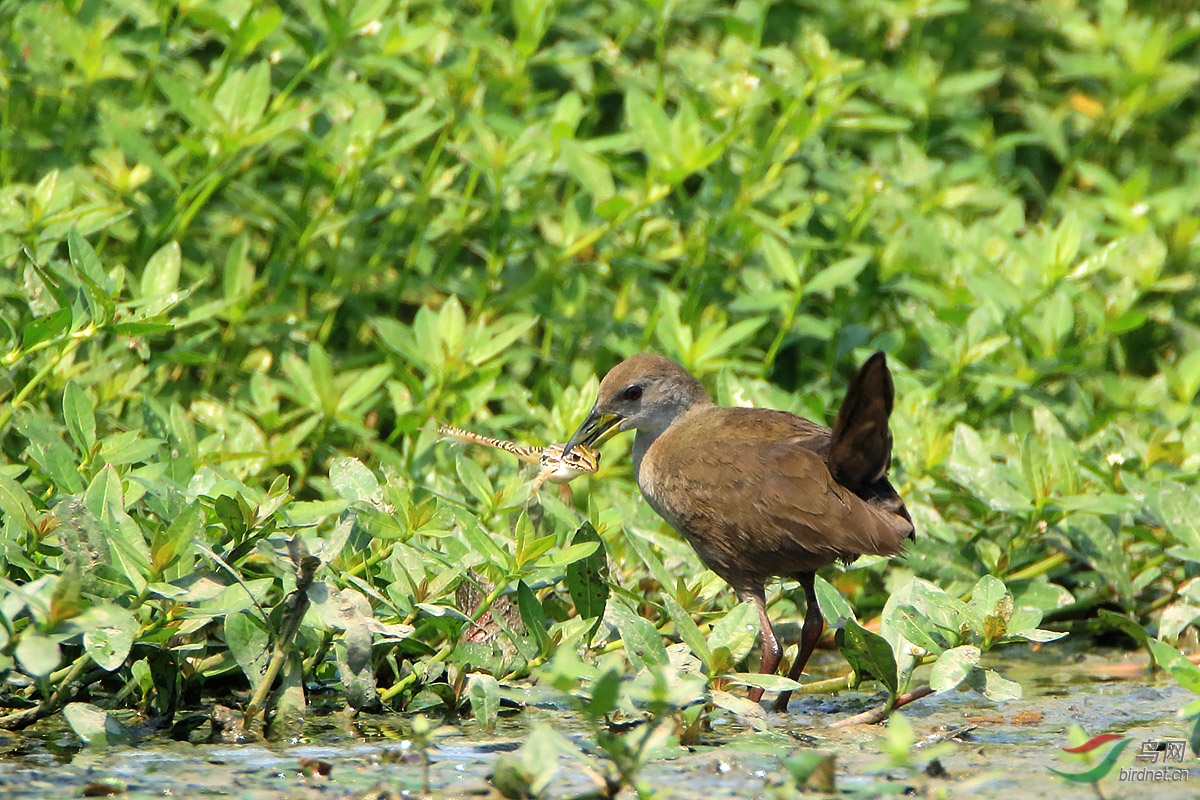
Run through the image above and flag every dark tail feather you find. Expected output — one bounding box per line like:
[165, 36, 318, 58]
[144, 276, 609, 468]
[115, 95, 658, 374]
[827, 351, 895, 492]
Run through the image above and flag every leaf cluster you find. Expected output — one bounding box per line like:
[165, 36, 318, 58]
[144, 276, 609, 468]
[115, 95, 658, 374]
[2, 0, 1200, 757]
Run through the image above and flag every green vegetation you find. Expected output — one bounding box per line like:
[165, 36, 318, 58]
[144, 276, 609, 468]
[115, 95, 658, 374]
[3, 0, 1200, 790]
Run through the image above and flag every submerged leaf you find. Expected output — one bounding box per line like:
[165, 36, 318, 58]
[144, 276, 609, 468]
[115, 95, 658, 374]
[468, 672, 502, 734]
[63, 702, 137, 747]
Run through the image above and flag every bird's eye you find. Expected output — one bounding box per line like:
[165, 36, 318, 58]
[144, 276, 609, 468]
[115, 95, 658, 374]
[622, 385, 643, 402]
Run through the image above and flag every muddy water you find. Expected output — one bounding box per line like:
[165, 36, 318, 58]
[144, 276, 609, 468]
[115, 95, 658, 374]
[0, 644, 1194, 799]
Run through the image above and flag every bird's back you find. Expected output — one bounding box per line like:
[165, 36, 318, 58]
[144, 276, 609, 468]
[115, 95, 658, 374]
[636, 406, 912, 589]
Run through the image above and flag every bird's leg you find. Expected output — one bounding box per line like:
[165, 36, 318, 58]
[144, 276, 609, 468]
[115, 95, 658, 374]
[773, 572, 823, 712]
[741, 585, 781, 704]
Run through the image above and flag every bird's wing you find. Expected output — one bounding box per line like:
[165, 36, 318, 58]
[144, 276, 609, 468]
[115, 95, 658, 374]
[641, 408, 909, 583]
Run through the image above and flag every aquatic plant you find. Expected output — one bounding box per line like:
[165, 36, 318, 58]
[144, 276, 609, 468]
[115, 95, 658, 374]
[2, 0, 1199, 781]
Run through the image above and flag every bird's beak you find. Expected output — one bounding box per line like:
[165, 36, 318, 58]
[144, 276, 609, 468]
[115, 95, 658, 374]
[564, 407, 622, 457]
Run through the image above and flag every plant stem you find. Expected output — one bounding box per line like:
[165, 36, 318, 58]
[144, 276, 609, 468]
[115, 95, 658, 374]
[0, 653, 92, 730]
[243, 553, 319, 724]
[0, 331, 89, 431]
[792, 672, 857, 694]
[1005, 551, 1069, 582]
[828, 685, 935, 727]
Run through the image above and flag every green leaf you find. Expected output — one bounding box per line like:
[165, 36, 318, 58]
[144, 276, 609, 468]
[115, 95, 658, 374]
[1013, 580, 1074, 613]
[813, 575, 855, 627]
[21, 307, 71, 350]
[888, 604, 950, 655]
[806, 254, 869, 298]
[517, 580, 550, 656]
[84, 464, 121, 516]
[268, 652, 308, 738]
[141, 240, 182, 299]
[759, 234, 800, 289]
[560, 138, 615, 201]
[935, 68, 1004, 98]
[214, 62, 271, 132]
[724, 672, 802, 692]
[583, 668, 621, 718]
[25, 428, 85, 494]
[113, 321, 174, 336]
[63, 381, 97, 455]
[307, 342, 337, 416]
[967, 668, 1022, 702]
[63, 702, 137, 746]
[213, 494, 248, 540]
[946, 424, 1032, 512]
[468, 672, 501, 733]
[565, 522, 609, 623]
[103, 117, 181, 191]
[709, 689, 767, 729]
[836, 617, 898, 696]
[16, 633, 62, 677]
[515, 512, 556, 569]
[0, 474, 37, 534]
[625, 89, 673, 170]
[98, 431, 162, 466]
[225, 611, 270, 691]
[1098, 609, 1150, 649]
[373, 316, 435, 373]
[1148, 639, 1200, 695]
[329, 457, 381, 503]
[513, 0, 553, 55]
[151, 505, 200, 576]
[622, 530, 677, 596]
[609, 600, 669, 673]
[464, 314, 539, 366]
[438, 295, 466, 358]
[967, 575, 1012, 629]
[537, 540, 598, 567]
[451, 507, 514, 571]
[1006, 627, 1066, 643]
[68, 229, 107, 288]
[661, 590, 711, 673]
[692, 316, 768, 369]
[782, 751, 837, 793]
[707, 601, 759, 666]
[455, 453, 494, 507]
[929, 645, 980, 693]
[82, 604, 138, 671]
[338, 364, 392, 413]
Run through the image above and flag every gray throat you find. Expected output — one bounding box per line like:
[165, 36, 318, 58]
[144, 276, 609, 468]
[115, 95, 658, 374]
[630, 399, 710, 480]
[631, 429, 657, 479]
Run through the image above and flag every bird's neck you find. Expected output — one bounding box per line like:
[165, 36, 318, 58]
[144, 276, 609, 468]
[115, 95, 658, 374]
[631, 398, 713, 476]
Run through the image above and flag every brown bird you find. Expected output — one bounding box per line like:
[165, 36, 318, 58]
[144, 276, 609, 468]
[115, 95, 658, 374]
[564, 352, 913, 711]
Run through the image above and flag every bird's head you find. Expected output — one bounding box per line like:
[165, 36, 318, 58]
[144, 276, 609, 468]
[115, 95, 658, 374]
[564, 354, 711, 456]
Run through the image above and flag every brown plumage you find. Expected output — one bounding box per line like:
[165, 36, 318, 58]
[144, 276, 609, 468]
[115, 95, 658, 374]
[565, 352, 913, 711]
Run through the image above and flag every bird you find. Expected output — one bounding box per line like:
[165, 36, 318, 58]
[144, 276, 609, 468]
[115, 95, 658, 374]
[563, 352, 913, 711]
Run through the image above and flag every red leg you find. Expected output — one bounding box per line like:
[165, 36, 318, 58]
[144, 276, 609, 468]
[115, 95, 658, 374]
[741, 585, 781, 704]
[773, 572, 823, 712]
